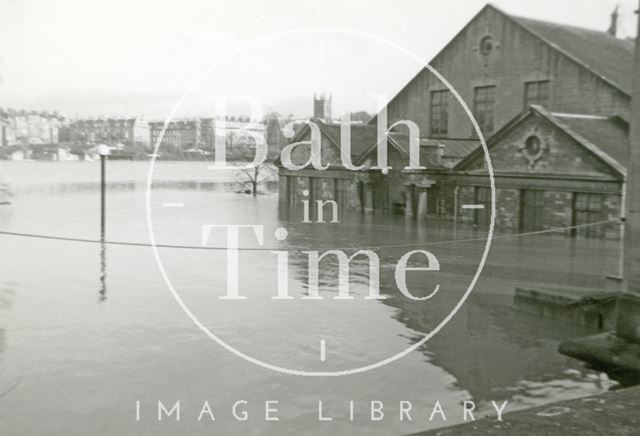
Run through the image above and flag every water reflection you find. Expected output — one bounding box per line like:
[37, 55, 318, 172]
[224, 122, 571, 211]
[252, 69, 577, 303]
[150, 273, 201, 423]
[99, 242, 107, 302]
[0, 286, 20, 399]
[276, 203, 620, 408]
[0, 162, 625, 433]
[12, 180, 280, 196]
[0, 287, 14, 355]
[386, 292, 618, 409]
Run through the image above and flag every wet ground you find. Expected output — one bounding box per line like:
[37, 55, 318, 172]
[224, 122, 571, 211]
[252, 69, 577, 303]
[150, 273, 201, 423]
[412, 385, 640, 436]
[0, 161, 624, 435]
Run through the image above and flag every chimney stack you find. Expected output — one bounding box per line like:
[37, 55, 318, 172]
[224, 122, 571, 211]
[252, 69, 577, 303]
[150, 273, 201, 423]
[608, 5, 619, 37]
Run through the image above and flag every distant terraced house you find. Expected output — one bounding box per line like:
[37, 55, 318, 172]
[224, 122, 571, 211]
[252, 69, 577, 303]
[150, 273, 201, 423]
[278, 4, 635, 239]
[63, 117, 150, 147]
[148, 118, 214, 151]
[0, 108, 64, 146]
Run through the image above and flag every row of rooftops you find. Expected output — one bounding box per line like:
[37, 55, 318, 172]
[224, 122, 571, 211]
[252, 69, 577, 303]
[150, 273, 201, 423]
[71, 118, 141, 125]
[0, 111, 263, 125]
[0, 108, 64, 120]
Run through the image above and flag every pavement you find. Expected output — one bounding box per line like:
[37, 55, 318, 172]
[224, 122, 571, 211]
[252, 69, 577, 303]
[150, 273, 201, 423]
[408, 385, 640, 435]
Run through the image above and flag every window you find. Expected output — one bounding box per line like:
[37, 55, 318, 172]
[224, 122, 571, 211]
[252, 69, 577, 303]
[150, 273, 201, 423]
[573, 193, 603, 238]
[430, 90, 450, 136]
[524, 135, 542, 156]
[473, 86, 496, 135]
[524, 81, 550, 109]
[521, 190, 545, 232]
[479, 36, 494, 57]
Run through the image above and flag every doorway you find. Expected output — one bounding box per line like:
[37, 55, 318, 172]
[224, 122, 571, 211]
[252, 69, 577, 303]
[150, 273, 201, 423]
[520, 189, 545, 232]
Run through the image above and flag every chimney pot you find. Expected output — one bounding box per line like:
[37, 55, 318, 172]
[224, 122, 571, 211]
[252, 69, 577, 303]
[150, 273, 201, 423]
[608, 5, 619, 37]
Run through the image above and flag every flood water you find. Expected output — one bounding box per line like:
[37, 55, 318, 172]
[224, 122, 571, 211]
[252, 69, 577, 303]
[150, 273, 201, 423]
[0, 161, 623, 435]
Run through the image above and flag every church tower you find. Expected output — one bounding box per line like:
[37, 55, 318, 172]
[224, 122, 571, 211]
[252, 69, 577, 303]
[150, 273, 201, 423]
[313, 93, 332, 121]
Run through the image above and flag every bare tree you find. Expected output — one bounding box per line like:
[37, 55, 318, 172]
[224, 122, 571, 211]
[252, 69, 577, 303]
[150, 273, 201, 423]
[233, 146, 278, 197]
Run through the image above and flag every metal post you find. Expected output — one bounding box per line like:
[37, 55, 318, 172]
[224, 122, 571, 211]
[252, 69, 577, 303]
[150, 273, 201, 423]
[100, 154, 106, 241]
[96, 143, 110, 303]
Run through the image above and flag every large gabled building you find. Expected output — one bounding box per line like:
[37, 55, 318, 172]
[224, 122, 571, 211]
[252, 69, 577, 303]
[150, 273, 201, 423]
[278, 4, 636, 238]
[382, 4, 633, 139]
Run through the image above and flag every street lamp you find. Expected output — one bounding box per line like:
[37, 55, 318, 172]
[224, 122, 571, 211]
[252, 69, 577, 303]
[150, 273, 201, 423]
[97, 144, 110, 241]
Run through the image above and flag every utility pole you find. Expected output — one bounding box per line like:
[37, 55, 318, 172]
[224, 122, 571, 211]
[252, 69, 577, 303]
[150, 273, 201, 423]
[96, 144, 110, 302]
[619, 0, 640, 340]
[97, 144, 110, 241]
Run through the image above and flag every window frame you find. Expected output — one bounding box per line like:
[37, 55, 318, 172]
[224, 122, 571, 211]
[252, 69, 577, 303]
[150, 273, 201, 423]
[429, 89, 450, 137]
[572, 192, 604, 238]
[523, 80, 551, 110]
[473, 85, 496, 135]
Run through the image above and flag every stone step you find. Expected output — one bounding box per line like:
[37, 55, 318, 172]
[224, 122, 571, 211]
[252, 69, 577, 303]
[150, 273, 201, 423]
[513, 287, 620, 330]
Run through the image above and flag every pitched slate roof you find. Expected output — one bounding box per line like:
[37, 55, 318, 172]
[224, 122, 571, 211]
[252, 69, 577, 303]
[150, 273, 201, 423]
[510, 14, 635, 95]
[288, 120, 458, 169]
[386, 134, 448, 170]
[274, 120, 378, 167]
[551, 113, 629, 169]
[421, 138, 479, 160]
[314, 121, 377, 159]
[385, 135, 479, 169]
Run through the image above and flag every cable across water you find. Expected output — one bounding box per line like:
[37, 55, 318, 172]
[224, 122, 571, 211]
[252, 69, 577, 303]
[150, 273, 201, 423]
[0, 218, 622, 252]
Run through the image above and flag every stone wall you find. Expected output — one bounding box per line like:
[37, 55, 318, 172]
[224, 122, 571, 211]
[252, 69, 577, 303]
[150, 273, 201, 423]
[495, 188, 520, 230]
[465, 113, 617, 179]
[543, 190, 573, 235]
[603, 194, 623, 239]
[445, 183, 622, 239]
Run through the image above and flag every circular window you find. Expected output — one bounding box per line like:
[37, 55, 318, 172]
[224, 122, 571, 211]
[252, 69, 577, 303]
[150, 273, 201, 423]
[524, 135, 542, 155]
[479, 36, 493, 56]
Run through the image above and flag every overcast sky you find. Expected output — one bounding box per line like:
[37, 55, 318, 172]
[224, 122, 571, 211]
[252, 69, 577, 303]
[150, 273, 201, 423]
[0, 0, 637, 119]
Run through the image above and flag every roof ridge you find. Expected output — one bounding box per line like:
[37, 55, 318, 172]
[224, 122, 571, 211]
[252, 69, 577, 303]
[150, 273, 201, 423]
[510, 14, 624, 38]
[551, 112, 612, 120]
